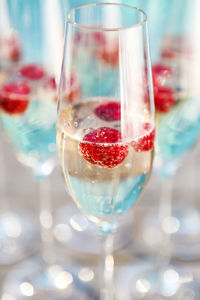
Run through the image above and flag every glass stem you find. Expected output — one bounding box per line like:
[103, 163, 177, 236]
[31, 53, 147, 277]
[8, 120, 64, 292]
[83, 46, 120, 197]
[0, 137, 9, 211]
[158, 178, 173, 264]
[189, 147, 198, 210]
[39, 177, 56, 265]
[100, 233, 115, 300]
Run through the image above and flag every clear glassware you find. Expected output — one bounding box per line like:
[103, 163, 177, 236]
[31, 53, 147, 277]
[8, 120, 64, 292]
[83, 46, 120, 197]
[54, 0, 136, 256]
[0, 0, 39, 265]
[54, 0, 176, 258]
[56, 3, 155, 299]
[54, 0, 153, 257]
[1, 1, 91, 299]
[119, 1, 200, 298]
[135, 0, 200, 260]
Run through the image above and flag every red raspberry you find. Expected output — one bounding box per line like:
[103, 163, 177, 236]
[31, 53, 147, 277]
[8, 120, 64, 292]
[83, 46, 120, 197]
[91, 32, 106, 46]
[161, 36, 193, 59]
[44, 76, 57, 90]
[0, 82, 30, 114]
[74, 32, 106, 47]
[162, 45, 193, 58]
[10, 45, 21, 62]
[19, 64, 45, 80]
[64, 74, 80, 103]
[67, 85, 80, 103]
[132, 123, 155, 152]
[79, 127, 128, 168]
[97, 45, 119, 67]
[152, 63, 172, 86]
[74, 31, 84, 44]
[154, 85, 175, 113]
[161, 48, 176, 59]
[2, 32, 21, 62]
[94, 101, 120, 121]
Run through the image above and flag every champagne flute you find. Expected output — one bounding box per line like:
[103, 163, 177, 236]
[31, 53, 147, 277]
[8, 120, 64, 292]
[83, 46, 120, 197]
[57, 3, 155, 299]
[0, 0, 39, 265]
[54, 0, 174, 258]
[134, 0, 200, 261]
[118, 1, 200, 298]
[2, 2, 96, 299]
[54, 0, 135, 256]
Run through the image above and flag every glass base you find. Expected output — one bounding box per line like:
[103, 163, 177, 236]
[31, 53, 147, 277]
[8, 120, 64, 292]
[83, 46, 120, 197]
[0, 208, 40, 265]
[54, 203, 133, 255]
[115, 259, 199, 299]
[2, 257, 98, 299]
[134, 206, 200, 261]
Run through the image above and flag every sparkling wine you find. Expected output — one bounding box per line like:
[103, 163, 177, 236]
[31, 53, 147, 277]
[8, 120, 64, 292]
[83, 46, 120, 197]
[152, 49, 200, 177]
[57, 98, 154, 221]
[0, 64, 57, 177]
[1, 94, 56, 170]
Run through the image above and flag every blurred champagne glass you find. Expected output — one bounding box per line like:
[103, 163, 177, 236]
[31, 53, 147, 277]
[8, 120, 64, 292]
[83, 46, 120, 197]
[2, 2, 97, 299]
[0, 0, 39, 265]
[116, 1, 200, 298]
[137, 0, 200, 261]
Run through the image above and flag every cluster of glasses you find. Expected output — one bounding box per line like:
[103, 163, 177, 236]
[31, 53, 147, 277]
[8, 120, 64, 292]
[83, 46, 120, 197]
[1, 1, 200, 300]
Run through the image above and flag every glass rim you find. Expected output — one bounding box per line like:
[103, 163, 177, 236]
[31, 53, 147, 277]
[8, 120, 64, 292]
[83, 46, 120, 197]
[66, 2, 147, 31]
